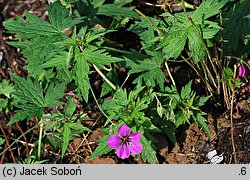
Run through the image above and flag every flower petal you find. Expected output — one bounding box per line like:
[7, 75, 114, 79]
[107, 135, 122, 149]
[238, 65, 247, 77]
[130, 141, 142, 155]
[247, 83, 250, 90]
[129, 132, 142, 141]
[117, 144, 130, 159]
[117, 124, 130, 137]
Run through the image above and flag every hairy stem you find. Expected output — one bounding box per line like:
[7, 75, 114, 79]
[89, 85, 114, 126]
[37, 121, 44, 161]
[187, 14, 219, 88]
[230, 65, 238, 163]
[181, 55, 213, 95]
[93, 64, 116, 91]
[181, 0, 187, 12]
[164, 62, 176, 86]
[131, 5, 164, 38]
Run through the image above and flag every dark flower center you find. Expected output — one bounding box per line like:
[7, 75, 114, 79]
[121, 135, 131, 145]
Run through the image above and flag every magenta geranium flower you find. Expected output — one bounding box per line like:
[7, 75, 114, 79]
[107, 124, 142, 159]
[247, 83, 250, 90]
[238, 65, 248, 77]
[67, 90, 74, 95]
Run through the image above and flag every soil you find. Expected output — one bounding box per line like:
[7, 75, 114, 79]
[0, 0, 249, 164]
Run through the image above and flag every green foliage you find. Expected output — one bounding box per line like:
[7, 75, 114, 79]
[124, 49, 165, 91]
[46, 1, 83, 32]
[158, 0, 226, 62]
[102, 86, 157, 129]
[220, 68, 242, 90]
[44, 109, 92, 158]
[0, 79, 17, 112]
[76, 0, 139, 27]
[159, 81, 211, 135]
[17, 156, 48, 164]
[101, 87, 161, 163]
[0, 137, 5, 151]
[223, 0, 250, 55]
[8, 73, 67, 125]
[3, 0, 246, 164]
[3, 1, 81, 78]
[90, 134, 112, 159]
[141, 134, 158, 164]
[0, 79, 15, 98]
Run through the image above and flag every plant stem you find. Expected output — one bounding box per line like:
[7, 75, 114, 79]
[181, 0, 187, 12]
[164, 62, 176, 86]
[130, 5, 164, 38]
[0, 123, 40, 157]
[89, 85, 114, 126]
[230, 65, 238, 163]
[181, 55, 213, 95]
[187, 14, 219, 87]
[37, 121, 44, 161]
[93, 64, 116, 91]
[0, 123, 16, 163]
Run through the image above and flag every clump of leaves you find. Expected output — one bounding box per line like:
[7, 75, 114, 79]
[91, 86, 159, 163]
[43, 97, 92, 157]
[158, 0, 227, 62]
[159, 80, 211, 135]
[17, 156, 48, 164]
[8, 73, 67, 125]
[3, 1, 83, 79]
[0, 79, 17, 113]
[223, 0, 250, 56]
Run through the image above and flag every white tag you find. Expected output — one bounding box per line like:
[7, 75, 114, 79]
[206, 150, 224, 164]
[210, 155, 224, 164]
[206, 150, 217, 159]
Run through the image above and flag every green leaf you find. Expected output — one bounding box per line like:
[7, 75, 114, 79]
[65, 97, 76, 117]
[160, 121, 177, 145]
[68, 123, 92, 133]
[97, 4, 139, 19]
[83, 48, 123, 68]
[223, 0, 250, 55]
[61, 123, 71, 157]
[74, 52, 91, 103]
[191, 0, 227, 23]
[159, 0, 226, 62]
[0, 79, 15, 98]
[40, 51, 69, 69]
[0, 99, 8, 111]
[45, 133, 60, 151]
[46, 1, 83, 32]
[9, 73, 66, 125]
[124, 50, 165, 90]
[160, 28, 188, 60]
[8, 105, 44, 125]
[3, 11, 59, 39]
[10, 73, 45, 107]
[180, 80, 193, 100]
[90, 135, 112, 159]
[192, 112, 210, 136]
[187, 26, 206, 63]
[0, 137, 5, 150]
[44, 82, 67, 107]
[141, 134, 158, 164]
[128, 17, 160, 48]
[3, 4, 70, 79]
[193, 96, 211, 107]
